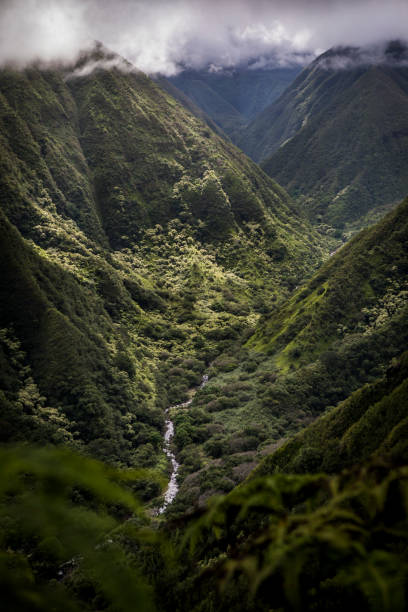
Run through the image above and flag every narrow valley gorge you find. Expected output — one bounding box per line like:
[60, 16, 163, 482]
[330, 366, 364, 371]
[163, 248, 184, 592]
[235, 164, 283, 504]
[1, 7, 408, 610]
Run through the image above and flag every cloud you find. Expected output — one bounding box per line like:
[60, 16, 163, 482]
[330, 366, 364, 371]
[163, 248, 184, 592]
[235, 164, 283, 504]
[64, 53, 137, 80]
[0, 0, 89, 67]
[315, 40, 408, 71]
[1, 0, 407, 74]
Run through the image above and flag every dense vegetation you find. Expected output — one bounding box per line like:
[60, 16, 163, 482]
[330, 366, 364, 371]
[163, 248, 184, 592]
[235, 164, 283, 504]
[0, 446, 158, 612]
[239, 43, 408, 231]
[2, 439, 407, 611]
[0, 48, 327, 500]
[1, 43, 408, 612]
[163, 198, 408, 513]
[256, 350, 408, 477]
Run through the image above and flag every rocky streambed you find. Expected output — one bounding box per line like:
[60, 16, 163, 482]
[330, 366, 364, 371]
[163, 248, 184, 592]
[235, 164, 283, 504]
[158, 374, 208, 514]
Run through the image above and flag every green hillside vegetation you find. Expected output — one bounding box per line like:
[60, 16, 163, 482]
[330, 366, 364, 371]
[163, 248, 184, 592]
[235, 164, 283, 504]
[164, 198, 408, 514]
[2, 443, 407, 612]
[239, 45, 408, 230]
[256, 350, 408, 477]
[249, 196, 408, 365]
[238, 51, 369, 162]
[0, 48, 327, 506]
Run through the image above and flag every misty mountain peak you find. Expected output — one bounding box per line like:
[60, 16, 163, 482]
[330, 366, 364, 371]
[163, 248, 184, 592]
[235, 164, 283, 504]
[64, 41, 140, 81]
[315, 39, 408, 71]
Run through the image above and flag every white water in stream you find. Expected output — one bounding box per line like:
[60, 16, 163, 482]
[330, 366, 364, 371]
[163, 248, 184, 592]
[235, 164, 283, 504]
[158, 374, 209, 514]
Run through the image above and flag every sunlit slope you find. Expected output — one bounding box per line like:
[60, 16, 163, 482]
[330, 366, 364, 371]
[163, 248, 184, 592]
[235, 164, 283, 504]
[0, 205, 172, 466]
[249, 197, 408, 370]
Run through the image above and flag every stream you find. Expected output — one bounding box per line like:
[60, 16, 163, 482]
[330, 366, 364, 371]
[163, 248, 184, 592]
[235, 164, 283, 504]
[158, 373, 209, 514]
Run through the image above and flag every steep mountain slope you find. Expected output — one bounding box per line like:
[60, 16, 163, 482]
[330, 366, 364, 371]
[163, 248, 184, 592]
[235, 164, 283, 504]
[249, 196, 408, 366]
[256, 349, 408, 477]
[0, 49, 327, 490]
[165, 73, 247, 138]
[167, 197, 408, 514]
[0, 208, 157, 461]
[238, 50, 370, 162]
[153, 75, 226, 138]
[168, 65, 301, 139]
[239, 43, 408, 229]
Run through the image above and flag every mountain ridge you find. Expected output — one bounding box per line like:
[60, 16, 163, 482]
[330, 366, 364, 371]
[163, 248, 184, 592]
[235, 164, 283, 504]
[238, 42, 408, 230]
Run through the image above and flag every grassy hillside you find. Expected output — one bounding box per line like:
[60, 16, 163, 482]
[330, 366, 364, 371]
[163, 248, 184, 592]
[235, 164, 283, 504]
[249, 197, 408, 364]
[239, 45, 408, 230]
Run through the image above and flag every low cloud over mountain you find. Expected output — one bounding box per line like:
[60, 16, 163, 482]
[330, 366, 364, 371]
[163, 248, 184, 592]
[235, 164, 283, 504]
[1, 0, 407, 74]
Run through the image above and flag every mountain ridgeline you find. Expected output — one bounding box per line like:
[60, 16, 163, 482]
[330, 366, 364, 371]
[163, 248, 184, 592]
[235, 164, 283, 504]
[238, 42, 408, 230]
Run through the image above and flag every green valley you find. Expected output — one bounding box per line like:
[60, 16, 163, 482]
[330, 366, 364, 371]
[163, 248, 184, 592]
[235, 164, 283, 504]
[0, 27, 407, 612]
[162, 197, 408, 514]
[0, 48, 327, 495]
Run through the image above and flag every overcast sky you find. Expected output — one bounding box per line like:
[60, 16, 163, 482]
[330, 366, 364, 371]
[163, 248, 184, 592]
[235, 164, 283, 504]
[0, 0, 407, 74]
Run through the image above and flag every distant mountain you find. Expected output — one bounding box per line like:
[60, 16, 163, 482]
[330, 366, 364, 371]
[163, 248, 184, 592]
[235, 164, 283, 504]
[168, 65, 301, 139]
[166, 72, 247, 138]
[239, 42, 408, 229]
[153, 75, 226, 138]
